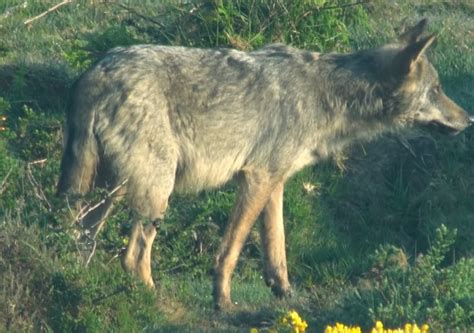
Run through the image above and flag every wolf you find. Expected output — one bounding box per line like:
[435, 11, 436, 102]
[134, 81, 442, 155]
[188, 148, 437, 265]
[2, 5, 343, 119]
[57, 19, 471, 310]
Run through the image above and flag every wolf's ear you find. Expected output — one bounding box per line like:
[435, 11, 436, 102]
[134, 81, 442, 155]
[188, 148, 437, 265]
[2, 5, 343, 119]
[393, 34, 436, 76]
[398, 18, 428, 44]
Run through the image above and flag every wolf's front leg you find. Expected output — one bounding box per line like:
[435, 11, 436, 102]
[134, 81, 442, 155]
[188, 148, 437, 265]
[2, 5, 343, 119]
[261, 182, 291, 298]
[213, 171, 277, 310]
[121, 219, 158, 287]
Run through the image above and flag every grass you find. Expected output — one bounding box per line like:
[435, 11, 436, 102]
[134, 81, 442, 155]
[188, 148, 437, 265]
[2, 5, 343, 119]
[0, 0, 473, 332]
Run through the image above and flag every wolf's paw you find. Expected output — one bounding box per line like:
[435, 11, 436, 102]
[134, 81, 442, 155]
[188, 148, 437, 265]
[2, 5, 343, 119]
[271, 284, 292, 299]
[214, 297, 235, 312]
[265, 276, 292, 298]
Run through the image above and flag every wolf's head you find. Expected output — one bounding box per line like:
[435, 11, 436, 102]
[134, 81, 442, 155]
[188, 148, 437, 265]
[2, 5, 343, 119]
[382, 19, 472, 135]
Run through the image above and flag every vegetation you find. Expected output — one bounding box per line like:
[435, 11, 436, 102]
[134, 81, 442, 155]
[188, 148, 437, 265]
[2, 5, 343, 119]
[1, 0, 473, 331]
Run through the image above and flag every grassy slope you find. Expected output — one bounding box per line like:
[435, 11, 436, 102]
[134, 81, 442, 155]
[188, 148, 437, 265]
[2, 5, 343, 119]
[0, 1, 473, 332]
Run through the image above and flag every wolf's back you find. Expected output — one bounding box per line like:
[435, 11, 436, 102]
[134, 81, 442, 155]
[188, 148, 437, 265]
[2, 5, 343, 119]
[57, 80, 98, 196]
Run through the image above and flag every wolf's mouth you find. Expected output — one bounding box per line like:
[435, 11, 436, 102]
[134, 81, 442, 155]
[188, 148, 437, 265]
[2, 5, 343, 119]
[426, 120, 465, 136]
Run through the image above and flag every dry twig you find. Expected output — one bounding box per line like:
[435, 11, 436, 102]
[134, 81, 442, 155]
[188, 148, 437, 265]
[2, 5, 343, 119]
[0, 167, 13, 195]
[85, 238, 97, 267]
[24, 0, 73, 26]
[26, 159, 52, 211]
[74, 178, 128, 223]
[71, 178, 128, 266]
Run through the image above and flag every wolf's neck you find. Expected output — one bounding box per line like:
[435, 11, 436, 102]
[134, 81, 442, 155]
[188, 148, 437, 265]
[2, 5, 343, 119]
[309, 52, 397, 157]
[327, 51, 395, 131]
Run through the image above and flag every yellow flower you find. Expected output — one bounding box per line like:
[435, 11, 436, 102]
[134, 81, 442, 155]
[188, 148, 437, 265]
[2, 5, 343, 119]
[279, 310, 307, 333]
[324, 322, 362, 333]
[249, 328, 258, 333]
[295, 319, 308, 333]
[289, 310, 298, 317]
[289, 310, 300, 323]
[376, 321, 384, 332]
[324, 321, 428, 333]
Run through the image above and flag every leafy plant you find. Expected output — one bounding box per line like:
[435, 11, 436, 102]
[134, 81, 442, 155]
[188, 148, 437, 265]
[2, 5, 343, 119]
[337, 225, 473, 331]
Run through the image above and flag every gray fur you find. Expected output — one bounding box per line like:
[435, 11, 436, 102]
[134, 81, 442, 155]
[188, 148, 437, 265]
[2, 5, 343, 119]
[59, 41, 469, 210]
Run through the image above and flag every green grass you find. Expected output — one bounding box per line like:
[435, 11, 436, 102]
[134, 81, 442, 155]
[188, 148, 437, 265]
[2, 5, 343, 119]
[1, 0, 473, 331]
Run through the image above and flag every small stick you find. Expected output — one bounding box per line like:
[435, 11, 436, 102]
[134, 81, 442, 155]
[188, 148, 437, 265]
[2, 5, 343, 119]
[0, 167, 13, 195]
[74, 178, 128, 223]
[74, 179, 127, 266]
[26, 159, 52, 211]
[85, 238, 97, 267]
[24, 0, 73, 26]
[28, 158, 47, 166]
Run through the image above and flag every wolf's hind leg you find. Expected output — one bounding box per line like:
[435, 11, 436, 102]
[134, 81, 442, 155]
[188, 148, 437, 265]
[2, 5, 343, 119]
[261, 182, 291, 298]
[121, 218, 159, 287]
[120, 157, 176, 288]
[121, 192, 170, 288]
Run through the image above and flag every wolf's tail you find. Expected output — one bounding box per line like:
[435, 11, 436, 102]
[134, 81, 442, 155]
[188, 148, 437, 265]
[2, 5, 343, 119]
[57, 91, 98, 196]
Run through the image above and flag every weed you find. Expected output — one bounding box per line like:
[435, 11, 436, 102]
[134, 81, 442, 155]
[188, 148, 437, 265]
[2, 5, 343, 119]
[332, 225, 473, 331]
